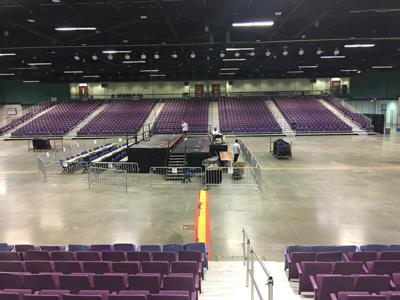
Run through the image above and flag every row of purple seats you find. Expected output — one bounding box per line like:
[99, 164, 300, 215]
[0, 289, 191, 300]
[0, 101, 52, 135]
[324, 96, 374, 130]
[218, 97, 282, 133]
[311, 274, 394, 300]
[0, 250, 202, 263]
[12, 102, 100, 137]
[0, 260, 202, 276]
[78, 100, 155, 136]
[332, 291, 400, 300]
[0, 273, 197, 299]
[153, 99, 208, 134]
[345, 252, 400, 264]
[274, 95, 352, 132]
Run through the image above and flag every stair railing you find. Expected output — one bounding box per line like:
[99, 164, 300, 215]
[242, 228, 273, 300]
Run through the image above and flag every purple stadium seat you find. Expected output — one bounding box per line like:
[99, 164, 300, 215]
[333, 262, 365, 275]
[64, 295, 102, 300]
[128, 273, 161, 294]
[101, 251, 126, 262]
[0, 273, 25, 289]
[162, 274, 196, 300]
[287, 252, 317, 280]
[152, 252, 176, 263]
[25, 261, 54, 273]
[15, 245, 35, 252]
[0, 261, 25, 272]
[40, 246, 66, 252]
[112, 262, 141, 274]
[380, 291, 400, 300]
[353, 274, 391, 293]
[333, 291, 382, 300]
[142, 261, 170, 276]
[311, 274, 354, 300]
[59, 274, 94, 293]
[365, 260, 400, 275]
[346, 252, 378, 263]
[380, 252, 400, 260]
[24, 251, 51, 261]
[76, 252, 101, 261]
[51, 252, 75, 261]
[93, 274, 127, 292]
[79, 290, 109, 300]
[54, 261, 83, 274]
[298, 262, 333, 293]
[114, 244, 136, 252]
[126, 252, 152, 262]
[0, 252, 21, 261]
[23, 295, 62, 300]
[82, 261, 112, 274]
[23, 274, 59, 291]
[90, 245, 113, 251]
[170, 262, 201, 292]
[317, 252, 344, 262]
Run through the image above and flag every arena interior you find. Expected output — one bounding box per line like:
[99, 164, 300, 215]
[1, 1, 400, 300]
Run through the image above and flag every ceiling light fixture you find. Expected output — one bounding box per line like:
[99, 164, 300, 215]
[123, 60, 146, 64]
[321, 55, 346, 59]
[219, 51, 226, 58]
[249, 52, 255, 56]
[171, 52, 178, 59]
[232, 21, 274, 27]
[27, 62, 52, 66]
[298, 48, 304, 56]
[372, 65, 393, 69]
[220, 68, 239, 71]
[340, 69, 359, 72]
[102, 50, 131, 54]
[234, 52, 240, 57]
[140, 69, 159, 73]
[316, 48, 323, 55]
[124, 54, 131, 60]
[27, 19, 36, 23]
[83, 75, 100, 78]
[22, 80, 40, 83]
[107, 54, 113, 60]
[223, 58, 246, 61]
[92, 54, 98, 60]
[64, 70, 83, 74]
[334, 48, 340, 55]
[282, 49, 288, 56]
[298, 65, 318, 69]
[150, 74, 166, 77]
[140, 16, 148, 19]
[55, 27, 97, 31]
[154, 52, 160, 59]
[0, 53, 16, 57]
[74, 54, 80, 61]
[0, 73, 15, 76]
[265, 50, 271, 56]
[219, 72, 235, 75]
[190, 51, 196, 59]
[344, 44, 375, 48]
[141, 53, 147, 60]
[226, 48, 255, 51]
[286, 70, 304, 74]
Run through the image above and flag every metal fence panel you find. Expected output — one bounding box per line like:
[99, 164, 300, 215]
[205, 166, 260, 190]
[90, 162, 139, 187]
[149, 166, 203, 189]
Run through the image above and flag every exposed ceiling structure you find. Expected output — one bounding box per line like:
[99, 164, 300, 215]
[0, 0, 400, 82]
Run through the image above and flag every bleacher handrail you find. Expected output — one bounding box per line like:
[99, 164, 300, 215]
[242, 228, 273, 300]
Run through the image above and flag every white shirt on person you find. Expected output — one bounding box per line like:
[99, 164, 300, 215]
[182, 122, 188, 132]
[212, 129, 220, 135]
[232, 142, 240, 154]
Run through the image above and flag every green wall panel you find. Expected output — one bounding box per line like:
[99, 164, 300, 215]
[350, 71, 400, 99]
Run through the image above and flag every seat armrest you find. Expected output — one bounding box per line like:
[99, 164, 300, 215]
[391, 280, 396, 290]
[362, 265, 369, 273]
[330, 293, 338, 300]
[296, 263, 302, 276]
[310, 275, 318, 292]
[287, 255, 292, 264]
[343, 253, 350, 261]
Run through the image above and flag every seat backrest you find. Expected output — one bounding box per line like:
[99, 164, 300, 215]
[90, 245, 113, 251]
[112, 262, 140, 274]
[333, 262, 364, 275]
[54, 261, 82, 274]
[142, 261, 170, 276]
[60, 275, 93, 293]
[149, 295, 189, 300]
[178, 251, 202, 263]
[0, 261, 25, 272]
[0, 273, 24, 289]
[354, 274, 391, 293]
[162, 274, 195, 292]
[40, 246, 65, 252]
[25, 261, 54, 273]
[82, 261, 111, 274]
[336, 246, 358, 253]
[171, 261, 198, 275]
[109, 296, 147, 300]
[389, 245, 400, 251]
[0, 252, 21, 261]
[286, 245, 313, 254]
[126, 252, 151, 262]
[128, 274, 161, 294]
[317, 252, 343, 262]
[0, 292, 22, 300]
[64, 296, 102, 300]
[337, 292, 376, 300]
[15, 245, 35, 252]
[380, 291, 400, 300]
[162, 244, 183, 252]
[25, 251, 51, 261]
[152, 252, 176, 263]
[51, 252, 75, 261]
[113, 244, 135, 252]
[23, 274, 58, 291]
[368, 260, 400, 275]
[316, 274, 354, 300]
[380, 252, 400, 260]
[101, 251, 126, 262]
[76, 252, 101, 261]
[68, 245, 90, 252]
[93, 274, 127, 292]
[23, 295, 62, 300]
[349, 252, 378, 263]
[184, 243, 206, 253]
[312, 246, 337, 253]
[290, 252, 317, 263]
[139, 245, 161, 253]
[360, 244, 389, 252]
[0, 243, 11, 252]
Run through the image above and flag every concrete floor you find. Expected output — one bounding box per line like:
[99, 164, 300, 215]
[0, 134, 400, 261]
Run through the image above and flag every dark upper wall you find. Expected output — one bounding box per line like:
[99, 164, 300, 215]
[349, 71, 400, 99]
[0, 80, 69, 105]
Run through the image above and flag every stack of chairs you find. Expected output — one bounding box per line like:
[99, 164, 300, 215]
[274, 95, 352, 132]
[153, 99, 208, 134]
[12, 102, 100, 137]
[0, 242, 208, 300]
[78, 100, 156, 136]
[218, 97, 282, 134]
[284, 244, 400, 300]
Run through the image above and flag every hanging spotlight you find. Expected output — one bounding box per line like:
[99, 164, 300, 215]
[171, 52, 178, 59]
[316, 48, 323, 55]
[74, 54, 80, 61]
[107, 54, 113, 60]
[334, 48, 340, 56]
[92, 54, 98, 60]
[265, 49, 271, 57]
[298, 48, 304, 56]
[124, 54, 131, 60]
[234, 52, 240, 57]
[154, 52, 160, 59]
[219, 51, 225, 58]
[249, 52, 255, 57]
[282, 48, 288, 56]
[141, 53, 147, 60]
[190, 51, 196, 59]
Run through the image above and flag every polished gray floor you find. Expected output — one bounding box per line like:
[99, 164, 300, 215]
[0, 134, 400, 261]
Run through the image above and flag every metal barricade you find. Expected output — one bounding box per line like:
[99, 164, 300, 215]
[89, 162, 139, 189]
[242, 229, 274, 300]
[238, 140, 263, 190]
[37, 155, 47, 182]
[204, 166, 260, 191]
[149, 166, 203, 190]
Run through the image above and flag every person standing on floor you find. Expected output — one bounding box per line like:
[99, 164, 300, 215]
[232, 139, 241, 162]
[181, 120, 188, 138]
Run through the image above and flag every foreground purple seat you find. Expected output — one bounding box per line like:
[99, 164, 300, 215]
[128, 273, 161, 294]
[380, 252, 400, 260]
[114, 244, 135, 252]
[54, 261, 82, 274]
[317, 252, 343, 262]
[346, 252, 378, 263]
[333, 262, 365, 275]
[127, 252, 151, 262]
[162, 275, 196, 300]
[0, 273, 24, 289]
[111, 290, 149, 300]
[150, 291, 190, 300]
[0, 261, 25, 272]
[298, 262, 333, 294]
[170, 262, 201, 292]
[76, 252, 101, 261]
[25, 251, 51, 261]
[331, 291, 383, 300]
[51, 252, 75, 261]
[142, 261, 170, 276]
[60, 274, 93, 293]
[23, 274, 59, 291]
[0, 289, 32, 300]
[284, 245, 313, 270]
[82, 261, 111, 274]
[152, 252, 176, 263]
[79, 290, 109, 300]
[102, 251, 126, 262]
[353, 274, 391, 293]
[25, 261, 54, 273]
[23, 294, 62, 300]
[64, 295, 102, 300]
[0, 252, 21, 261]
[311, 274, 354, 300]
[112, 262, 141, 274]
[380, 291, 400, 300]
[94, 274, 127, 292]
[366, 260, 400, 275]
[288, 252, 317, 280]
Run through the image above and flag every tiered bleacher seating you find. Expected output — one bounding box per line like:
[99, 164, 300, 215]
[284, 244, 400, 300]
[12, 102, 100, 137]
[0, 101, 52, 135]
[153, 99, 208, 134]
[0, 242, 207, 300]
[218, 97, 282, 133]
[324, 96, 374, 130]
[274, 96, 352, 132]
[78, 100, 156, 136]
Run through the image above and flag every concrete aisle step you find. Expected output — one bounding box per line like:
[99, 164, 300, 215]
[209, 101, 219, 130]
[318, 99, 368, 135]
[1, 105, 56, 139]
[144, 102, 165, 125]
[64, 103, 108, 139]
[265, 100, 295, 136]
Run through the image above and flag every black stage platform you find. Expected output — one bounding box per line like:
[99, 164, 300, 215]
[128, 134, 210, 172]
[171, 135, 210, 167]
[128, 134, 181, 172]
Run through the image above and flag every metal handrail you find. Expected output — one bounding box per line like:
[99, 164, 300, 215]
[242, 228, 274, 300]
